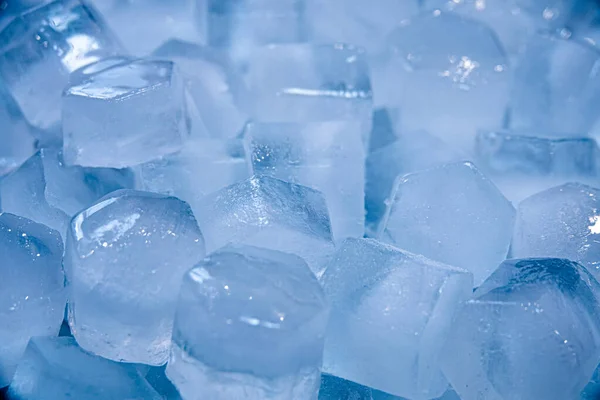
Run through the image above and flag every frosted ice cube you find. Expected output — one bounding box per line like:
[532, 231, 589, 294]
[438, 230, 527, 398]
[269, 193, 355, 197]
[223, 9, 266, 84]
[7, 336, 161, 400]
[366, 131, 463, 235]
[240, 43, 373, 144]
[135, 139, 249, 212]
[62, 59, 189, 168]
[244, 121, 365, 242]
[510, 33, 600, 134]
[65, 189, 206, 365]
[194, 175, 334, 276]
[375, 11, 509, 154]
[0, 214, 65, 387]
[152, 40, 247, 139]
[512, 182, 600, 281]
[166, 245, 328, 399]
[379, 161, 515, 286]
[321, 238, 473, 399]
[441, 258, 600, 400]
[0, 0, 124, 133]
[0, 148, 134, 239]
[0, 82, 35, 176]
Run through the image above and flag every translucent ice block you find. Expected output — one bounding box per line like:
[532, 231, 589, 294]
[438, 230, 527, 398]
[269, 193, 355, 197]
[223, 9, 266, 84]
[0, 82, 35, 176]
[7, 336, 161, 399]
[194, 175, 335, 276]
[379, 161, 515, 286]
[442, 258, 600, 400]
[166, 245, 329, 399]
[321, 238, 473, 399]
[244, 121, 365, 242]
[0, 0, 124, 134]
[62, 59, 189, 168]
[0, 214, 65, 387]
[65, 189, 206, 365]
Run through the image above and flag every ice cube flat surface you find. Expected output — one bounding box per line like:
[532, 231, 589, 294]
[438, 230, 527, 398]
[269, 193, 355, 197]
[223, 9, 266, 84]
[166, 245, 329, 400]
[510, 33, 600, 134]
[245, 121, 365, 242]
[7, 336, 161, 400]
[152, 40, 247, 139]
[512, 183, 600, 281]
[376, 11, 509, 154]
[0, 214, 65, 387]
[0, 0, 124, 132]
[379, 161, 515, 286]
[65, 189, 206, 365]
[194, 175, 334, 276]
[321, 238, 473, 399]
[442, 258, 600, 400]
[0, 148, 134, 238]
[62, 59, 189, 168]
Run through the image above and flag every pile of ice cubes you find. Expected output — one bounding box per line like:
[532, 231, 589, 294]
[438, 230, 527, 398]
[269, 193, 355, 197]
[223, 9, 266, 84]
[3, 0, 600, 399]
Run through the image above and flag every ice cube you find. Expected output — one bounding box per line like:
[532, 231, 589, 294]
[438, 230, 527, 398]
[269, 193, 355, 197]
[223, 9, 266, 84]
[379, 161, 515, 286]
[321, 238, 472, 399]
[166, 245, 329, 400]
[441, 258, 600, 400]
[65, 189, 206, 365]
[7, 336, 161, 399]
[194, 175, 335, 276]
[365, 131, 463, 235]
[0, 0, 124, 135]
[240, 43, 373, 144]
[62, 59, 189, 168]
[512, 182, 600, 281]
[375, 11, 509, 154]
[0, 148, 135, 239]
[135, 139, 249, 211]
[510, 33, 600, 134]
[0, 214, 65, 387]
[305, 0, 420, 53]
[90, 0, 200, 57]
[244, 121, 365, 242]
[152, 40, 247, 139]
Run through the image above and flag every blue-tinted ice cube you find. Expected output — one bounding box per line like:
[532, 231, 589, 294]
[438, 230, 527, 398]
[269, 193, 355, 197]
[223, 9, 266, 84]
[321, 238, 473, 399]
[0, 214, 65, 387]
[152, 40, 247, 139]
[194, 175, 335, 276]
[65, 189, 206, 365]
[0, 0, 124, 133]
[62, 59, 189, 168]
[441, 258, 600, 400]
[166, 245, 329, 400]
[0, 148, 134, 239]
[244, 121, 365, 242]
[512, 182, 600, 281]
[7, 336, 161, 399]
[375, 11, 509, 154]
[379, 162, 515, 286]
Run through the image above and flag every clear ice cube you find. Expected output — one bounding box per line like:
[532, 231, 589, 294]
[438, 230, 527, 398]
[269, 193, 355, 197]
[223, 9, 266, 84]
[194, 175, 335, 276]
[152, 40, 247, 139]
[0, 214, 65, 387]
[375, 11, 510, 154]
[135, 138, 249, 211]
[62, 59, 189, 168]
[166, 245, 329, 400]
[321, 238, 473, 399]
[512, 182, 600, 281]
[7, 336, 161, 399]
[510, 33, 600, 134]
[244, 121, 365, 242]
[441, 258, 600, 400]
[0, 0, 124, 134]
[65, 189, 206, 365]
[379, 161, 515, 286]
[0, 148, 135, 239]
